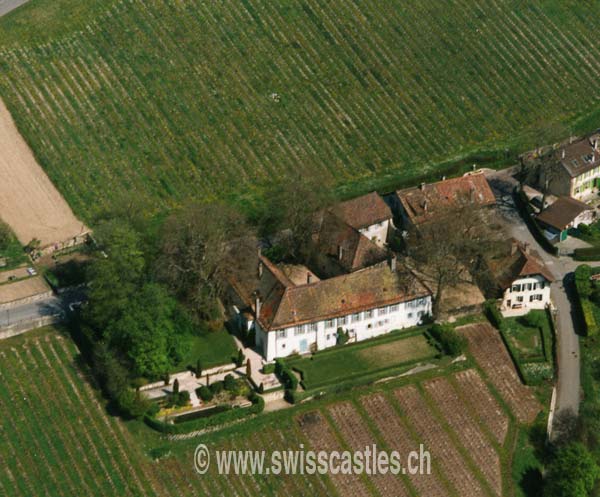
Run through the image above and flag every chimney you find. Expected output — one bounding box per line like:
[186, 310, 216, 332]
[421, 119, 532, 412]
[511, 240, 518, 255]
[337, 245, 344, 260]
[562, 149, 566, 159]
[441, 175, 446, 181]
[423, 199, 428, 212]
[307, 272, 312, 284]
[523, 242, 530, 255]
[389, 254, 397, 272]
[595, 140, 599, 152]
[255, 295, 261, 320]
[420, 182, 425, 191]
[257, 260, 263, 278]
[472, 163, 476, 171]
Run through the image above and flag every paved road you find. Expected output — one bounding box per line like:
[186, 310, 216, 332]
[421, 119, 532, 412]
[0, 0, 29, 17]
[0, 288, 85, 328]
[487, 169, 586, 421]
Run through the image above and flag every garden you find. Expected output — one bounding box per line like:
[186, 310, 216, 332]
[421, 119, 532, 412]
[284, 326, 440, 393]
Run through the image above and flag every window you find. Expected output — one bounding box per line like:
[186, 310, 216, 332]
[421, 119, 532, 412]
[417, 310, 425, 317]
[351, 313, 361, 323]
[535, 294, 543, 301]
[390, 304, 399, 313]
[529, 295, 535, 302]
[408, 312, 413, 319]
[516, 296, 524, 303]
[310, 323, 318, 332]
[326, 334, 331, 341]
[277, 330, 287, 339]
[378, 307, 388, 316]
[338, 316, 347, 326]
[540, 282, 545, 289]
[511, 284, 520, 292]
[281, 344, 286, 349]
[364, 310, 373, 319]
[294, 325, 305, 336]
[325, 319, 335, 329]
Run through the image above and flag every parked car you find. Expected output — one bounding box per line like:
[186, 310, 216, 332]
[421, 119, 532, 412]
[26, 267, 37, 276]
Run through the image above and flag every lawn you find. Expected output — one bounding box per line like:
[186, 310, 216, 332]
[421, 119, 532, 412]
[170, 329, 238, 373]
[287, 329, 437, 390]
[1, 1, 600, 221]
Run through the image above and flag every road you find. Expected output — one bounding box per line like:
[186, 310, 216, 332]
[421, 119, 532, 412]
[0, 0, 29, 17]
[487, 168, 585, 421]
[0, 288, 85, 328]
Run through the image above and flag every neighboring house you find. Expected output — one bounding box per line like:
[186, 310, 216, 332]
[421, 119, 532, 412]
[227, 252, 432, 361]
[329, 192, 393, 247]
[394, 172, 496, 229]
[536, 196, 595, 242]
[488, 239, 554, 316]
[310, 210, 389, 278]
[539, 133, 600, 200]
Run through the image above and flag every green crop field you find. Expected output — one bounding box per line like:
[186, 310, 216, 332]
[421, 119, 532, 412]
[1, 0, 599, 221]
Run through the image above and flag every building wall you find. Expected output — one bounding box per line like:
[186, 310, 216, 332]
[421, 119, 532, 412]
[358, 220, 390, 247]
[570, 167, 600, 199]
[255, 296, 432, 361]
[500, 274, 551, 317]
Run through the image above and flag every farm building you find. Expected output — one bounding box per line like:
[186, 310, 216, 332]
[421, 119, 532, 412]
[329, 191, 393, 247]
[393, 172, 496, 230]
[536, 196, 595, 242]
[538, 132, 600, 201]
[487, 239, 554, 316]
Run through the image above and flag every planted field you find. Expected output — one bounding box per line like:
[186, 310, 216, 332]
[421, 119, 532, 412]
[458, 323, 541, 424]
[1, 0, 600, 220]
[288, 330, 436, 390]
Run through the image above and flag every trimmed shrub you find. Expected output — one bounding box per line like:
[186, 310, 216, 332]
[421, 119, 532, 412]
[209, 381, 224, 395]
[224, 374, 237, 392]
[484, 299, 505, 331]
[428, 323, 466, 357]
[197, 386, 213, 402]
[574, 247, 600, 261]
[177, 390, 190, 406]
[262, 363, 275, 374]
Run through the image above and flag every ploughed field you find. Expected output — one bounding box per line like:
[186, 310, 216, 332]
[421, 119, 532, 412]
[0, 325, 540, 496]
[1, 0, 600, 220]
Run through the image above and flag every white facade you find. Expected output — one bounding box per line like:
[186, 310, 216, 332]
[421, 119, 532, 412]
[500, 274, 551, 317]
[255, 296, 432, 361]
[358, 220, 391, 247]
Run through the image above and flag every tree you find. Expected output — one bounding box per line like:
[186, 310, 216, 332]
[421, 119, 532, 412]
[234, 349, 245, 368]
[85, 219, 146, 331]
[196, 359, 203, 378]
[406, 199, 503, 318]
[172, 378, 179, 395]
[428, 323, 466, 357]
[0, 220, 11, 251]
[257, 170, 333, 263]
[544, 443, 600, 497]
[105, 283, 181, 378]
[159, 201, 254, 321]
[246, 358, 251, 378]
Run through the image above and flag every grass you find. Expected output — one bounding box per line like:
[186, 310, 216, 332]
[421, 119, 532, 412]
[511, 428, 543, 497]
[504, 313, 546, 362]
[170, 329, 238, 373]
[287, 328, 437, 390]
[1, 1, 600, 221]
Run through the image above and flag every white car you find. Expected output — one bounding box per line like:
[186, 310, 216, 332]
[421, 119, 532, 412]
[26, 267, 37, 276]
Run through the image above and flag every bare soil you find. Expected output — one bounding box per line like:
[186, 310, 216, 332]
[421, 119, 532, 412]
[0, 98, 87, 248]
[0, 276, 49, 304]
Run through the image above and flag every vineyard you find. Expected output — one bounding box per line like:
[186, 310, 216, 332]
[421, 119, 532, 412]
[1, 0, 600, 220]
[0, 324, 540, 496]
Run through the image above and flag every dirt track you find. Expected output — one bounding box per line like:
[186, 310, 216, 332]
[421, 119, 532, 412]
[0, 98, 87, 247]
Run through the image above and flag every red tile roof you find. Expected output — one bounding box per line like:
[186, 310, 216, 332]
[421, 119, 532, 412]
[229, 251, 431, 331]
[396, 173, 496, 226]
[489, 239, 554, 289]
[330, 192, 392, 230]
[536, 196, 592, 231]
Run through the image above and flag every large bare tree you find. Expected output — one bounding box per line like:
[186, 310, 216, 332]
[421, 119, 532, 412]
[158, 201, 254, 322]
[405, 199, 503, 318]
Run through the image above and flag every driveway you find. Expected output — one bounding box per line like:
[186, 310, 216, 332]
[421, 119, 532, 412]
[487, 168, 587, 421]
[0, 0, 29, 17]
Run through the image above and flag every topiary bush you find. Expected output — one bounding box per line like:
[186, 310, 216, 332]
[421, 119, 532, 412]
[224, 374, 237, 392]
[209, 381, 224, 394]
[197, 386, 214, 402]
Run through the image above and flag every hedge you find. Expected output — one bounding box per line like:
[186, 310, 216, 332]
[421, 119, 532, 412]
[574, 265, 600, 336]
[275, 359, 298, 390]
[145, 393, 264, 434]
[513, 188, 558, 255]
[573, 247, 600, 261]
